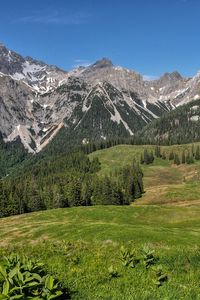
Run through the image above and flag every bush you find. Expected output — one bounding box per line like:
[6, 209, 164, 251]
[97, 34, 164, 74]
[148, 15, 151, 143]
[120, 246, 139, 268]
[0, 253, 69, 299]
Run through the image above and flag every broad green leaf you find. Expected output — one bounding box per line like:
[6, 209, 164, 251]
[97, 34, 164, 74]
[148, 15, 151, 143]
[0, 295, 8, 300]
[17, 271, 23, 283]
[0, 266, 7, 279]
[10, 295, 24, 299]
[9, 267, 19, 279]
[45, 276, 54, 290]
[48, 290, 63, 299]
[2, 280, 9, 296]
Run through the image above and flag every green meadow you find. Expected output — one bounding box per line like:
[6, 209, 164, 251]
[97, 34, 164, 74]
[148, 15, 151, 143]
[1, 143, 200, 299]
[89, 143, 200, 205]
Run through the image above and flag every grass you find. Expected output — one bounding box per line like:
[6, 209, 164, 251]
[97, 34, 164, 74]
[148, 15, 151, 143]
[89, 143, 200, 205]
[0, 206, 200, 299]
[1, 205, 200, 246]
[1, 143, 200, 299]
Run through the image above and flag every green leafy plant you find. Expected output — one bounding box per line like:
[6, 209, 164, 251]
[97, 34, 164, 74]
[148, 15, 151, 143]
[152, 265, 168, 287]
[141, 246, 157, 269]
[108, 266, 119, 278]
[0, 254, 69, 299]
[120, 246, 139, 268]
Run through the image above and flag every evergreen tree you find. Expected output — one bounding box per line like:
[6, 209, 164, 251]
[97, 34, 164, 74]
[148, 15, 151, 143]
[143, 149, 154, 164]
[143, 149, 148, 164]
[174, 154, 180, 165]
[81, 179, 92, 206]
[169, 151, 174, 160]
[186, 152, 194, 164]
[195, 145, 200, 160]
[162, 152, 166, 160]
[140, 153, 144, 164]
[149, 151, 154, 163]
[155, 145, 161, 158]
[192, 144, 195, 157]
[67, 178, 82, 207]
[181, 151, 186, 164]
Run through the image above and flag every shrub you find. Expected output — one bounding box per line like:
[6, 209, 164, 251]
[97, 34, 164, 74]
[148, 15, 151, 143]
[120, 246, 139, 268]
[141, 246, 157, 269]
[108, 266, 119, 278]
[0, 253, 69, 299]
[152, 265, 168, 287]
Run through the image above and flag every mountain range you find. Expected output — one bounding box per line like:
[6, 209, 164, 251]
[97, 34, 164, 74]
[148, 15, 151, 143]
[0, 43, 200, 153]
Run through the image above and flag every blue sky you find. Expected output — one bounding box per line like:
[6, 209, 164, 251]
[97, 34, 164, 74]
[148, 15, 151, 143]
[0, 0, 199, 78]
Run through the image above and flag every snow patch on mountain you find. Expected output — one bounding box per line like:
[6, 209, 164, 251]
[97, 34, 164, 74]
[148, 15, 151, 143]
[190, 115, 199, 121]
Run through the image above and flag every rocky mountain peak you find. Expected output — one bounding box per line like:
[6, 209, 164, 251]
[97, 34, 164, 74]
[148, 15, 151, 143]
[0, 43, 200, 153]
[91, 58, 113, 69]
[159, 71, 183, 83]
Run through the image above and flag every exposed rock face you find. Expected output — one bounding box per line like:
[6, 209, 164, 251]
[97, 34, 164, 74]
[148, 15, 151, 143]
[0, 43, 68, 93]
[0, 44, 200, 152]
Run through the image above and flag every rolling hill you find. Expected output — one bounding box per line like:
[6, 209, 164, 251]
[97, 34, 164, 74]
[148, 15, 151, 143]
[89, 143, 200, 205]
[1, 143, 200, 299]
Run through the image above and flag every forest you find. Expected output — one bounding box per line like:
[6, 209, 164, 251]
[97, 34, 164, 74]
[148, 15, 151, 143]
[0, 149, 144, 217]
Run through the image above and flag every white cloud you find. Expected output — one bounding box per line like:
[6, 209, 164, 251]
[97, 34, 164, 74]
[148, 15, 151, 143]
[72, 59, 92, 68]
[16, 11, 91, 25]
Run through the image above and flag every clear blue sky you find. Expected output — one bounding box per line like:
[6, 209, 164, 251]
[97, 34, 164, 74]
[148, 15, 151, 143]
[0, 0, 199, 78]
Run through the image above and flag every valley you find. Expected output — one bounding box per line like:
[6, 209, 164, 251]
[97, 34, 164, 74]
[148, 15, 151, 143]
[90, 143, 200, 206]
[1, 144, 200, 299]
[1, 44, 200, 299]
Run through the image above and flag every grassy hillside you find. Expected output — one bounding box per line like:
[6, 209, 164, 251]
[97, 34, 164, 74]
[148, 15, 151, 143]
[1, 205, 200, 246]
[89, 143, 200, 205]
[1, 143, 200, 299]
[1, 205, 200, 299]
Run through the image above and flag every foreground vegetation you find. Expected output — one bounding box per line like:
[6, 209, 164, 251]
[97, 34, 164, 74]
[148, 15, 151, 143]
[0, 205, 200, 299]
[1, 143, 200, 298]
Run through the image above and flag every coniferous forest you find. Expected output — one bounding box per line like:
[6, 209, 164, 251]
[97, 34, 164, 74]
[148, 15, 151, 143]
[2, 99, 200, 218]
[0, 147, 144, 217]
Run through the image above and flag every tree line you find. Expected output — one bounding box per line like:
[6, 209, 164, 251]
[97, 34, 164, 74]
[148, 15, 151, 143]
[0, 151, 144, 218]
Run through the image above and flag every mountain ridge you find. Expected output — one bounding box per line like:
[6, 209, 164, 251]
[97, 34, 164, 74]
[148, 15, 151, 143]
[0, 44, 200, 153]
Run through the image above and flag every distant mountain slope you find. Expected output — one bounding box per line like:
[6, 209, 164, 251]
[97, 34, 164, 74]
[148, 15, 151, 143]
[0, 44, 200, 152]
[0, 43, 67, 93]
[0, 133, 27, 177]
[135, 99, 200, 144]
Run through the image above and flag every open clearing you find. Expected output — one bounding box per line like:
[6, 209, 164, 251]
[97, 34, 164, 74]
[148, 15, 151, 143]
[89, 143, 200, 205]
[1, 144, 200, 299]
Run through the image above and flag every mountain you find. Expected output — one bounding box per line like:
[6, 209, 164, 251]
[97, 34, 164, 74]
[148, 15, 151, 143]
[0, 43, 67, 93]
[135, 99, 200, 145]
[0, 44, 200, 153]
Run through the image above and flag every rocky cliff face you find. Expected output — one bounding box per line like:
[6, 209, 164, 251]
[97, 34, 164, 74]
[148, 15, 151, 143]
[0, 44, 199, 152]
[0, 44, 67, 94]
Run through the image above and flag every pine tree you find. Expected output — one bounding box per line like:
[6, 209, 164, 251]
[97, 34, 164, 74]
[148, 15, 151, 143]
[192, 144, 195, 157]
[174, 154, 180, 165]
[143, 149, 154, 164]
[143, 149, 148, 164]
[181, 151, 186, 164]
[162, 152, 166, 160]
[186, 152, 194, 164]
[149, 151, 154, 163]
[155, 145, 161, 158]
[195, 145, 200, 160]
[101, 177, 113, 205]
[140, 153, 144, 164]
[169, 151, 174, 160]
[81, 179, 92, 206]
[67, 178, 82, 207]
